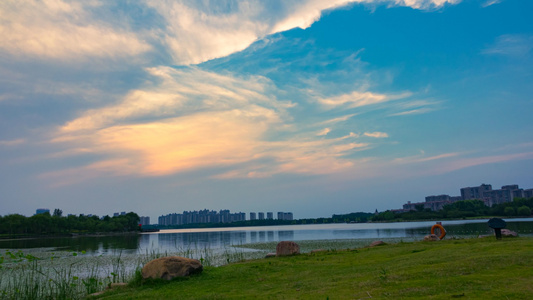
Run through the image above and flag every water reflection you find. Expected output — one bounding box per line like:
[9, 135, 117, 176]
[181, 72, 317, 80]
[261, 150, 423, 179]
[156, 231, 247, 250]
[0, 234, 140, 255]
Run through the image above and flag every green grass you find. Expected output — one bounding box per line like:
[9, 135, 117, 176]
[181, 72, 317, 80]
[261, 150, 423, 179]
[94, 237, 533, 299]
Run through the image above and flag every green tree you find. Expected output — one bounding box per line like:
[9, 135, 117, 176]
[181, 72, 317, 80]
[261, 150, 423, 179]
[0, 214, 28, 235]
[517, 205, 531, 216]
[504, 207, 516, 216]
[29, 213, 52, 234]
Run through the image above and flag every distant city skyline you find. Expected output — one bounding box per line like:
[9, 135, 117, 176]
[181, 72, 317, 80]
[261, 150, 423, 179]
[400, 183, 533, 212]
[1, 1, 532, 220]
[28, 180, 533, 223]
[158, 209, 293, 226]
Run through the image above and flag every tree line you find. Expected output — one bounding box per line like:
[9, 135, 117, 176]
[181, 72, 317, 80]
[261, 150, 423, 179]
[372, 197, 533, 222]
[0, 210, 140, 237]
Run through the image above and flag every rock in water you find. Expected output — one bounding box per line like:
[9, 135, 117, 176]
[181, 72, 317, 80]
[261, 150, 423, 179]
[142, 256, 203, 280]
[276, 241, 300, 256]
[424, 234, 439, 241]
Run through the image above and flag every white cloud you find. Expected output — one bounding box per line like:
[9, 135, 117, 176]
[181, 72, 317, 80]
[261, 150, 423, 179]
[318, 90, 411, 109]
[0, 0, 151, 61]
[391, 0, 461, 9]
[145, 0, 462, 65]
[481, 0, 501, 8]
[317, 128, 331, 136]
[364, 132, 389, 138]
[0, 0, 463, 65]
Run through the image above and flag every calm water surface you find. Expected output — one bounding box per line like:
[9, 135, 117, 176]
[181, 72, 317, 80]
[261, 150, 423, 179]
[1, 218, 532, 255]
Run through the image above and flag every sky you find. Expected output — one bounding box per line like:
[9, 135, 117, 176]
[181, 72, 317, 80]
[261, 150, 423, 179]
[1, 0, 532, 221]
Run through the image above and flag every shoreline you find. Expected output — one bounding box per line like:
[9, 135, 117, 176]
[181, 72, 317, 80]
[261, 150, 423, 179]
[0, 231, 140, 242]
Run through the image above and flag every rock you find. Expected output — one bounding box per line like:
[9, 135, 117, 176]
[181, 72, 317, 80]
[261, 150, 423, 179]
[424, 234, 439, 241]
[369, 241, 386, 247]
[500, 229, 518, 237]
[265, 252, 276, 258]
[276, 241, 300, 256]
[142, 256, 203, 280]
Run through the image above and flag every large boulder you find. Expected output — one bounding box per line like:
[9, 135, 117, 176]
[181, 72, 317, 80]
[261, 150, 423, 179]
[424, 234, 439, 241]
[142, 256, 203, 280]
[276, 241, 300, 256]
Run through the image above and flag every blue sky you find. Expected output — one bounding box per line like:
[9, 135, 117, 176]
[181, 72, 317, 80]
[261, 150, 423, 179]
[1, 0, 532, 220]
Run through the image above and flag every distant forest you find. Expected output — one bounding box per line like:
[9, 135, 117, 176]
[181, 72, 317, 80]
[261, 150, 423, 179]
[372, 197, 533, 221]
[0, 210, 140, 237]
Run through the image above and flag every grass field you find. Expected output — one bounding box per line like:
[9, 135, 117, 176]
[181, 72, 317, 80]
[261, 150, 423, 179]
[93, 237, 533, 299]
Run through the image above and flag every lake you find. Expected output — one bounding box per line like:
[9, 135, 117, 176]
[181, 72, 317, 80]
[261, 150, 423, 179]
[1, 218, 532, 255]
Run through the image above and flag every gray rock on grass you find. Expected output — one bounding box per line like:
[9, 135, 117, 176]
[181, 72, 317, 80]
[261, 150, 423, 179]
[424, 234, 439, 241]
[500, 229, 518, 237]
[276, 241, 300, 256]
[142, 256, 203, 280]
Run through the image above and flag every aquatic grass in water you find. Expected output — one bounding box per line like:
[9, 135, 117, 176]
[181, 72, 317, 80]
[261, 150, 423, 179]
[0, 249, 120, 299]
[0, 244, 263, 299]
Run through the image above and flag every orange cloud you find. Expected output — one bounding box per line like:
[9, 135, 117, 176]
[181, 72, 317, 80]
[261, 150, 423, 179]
[48, 66, 379, 183]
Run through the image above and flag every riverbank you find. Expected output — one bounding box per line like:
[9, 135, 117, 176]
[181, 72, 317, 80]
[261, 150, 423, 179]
[0, 231, 140, 241]
[94, 236, 533, 299]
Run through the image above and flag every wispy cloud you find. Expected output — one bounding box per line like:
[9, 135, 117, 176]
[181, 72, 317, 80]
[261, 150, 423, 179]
[483, 34, 533, 57]
[364, 132, 389, 138]
[145, 0, 463, 65]
[481, 0, 501, 8]
[317, 90, 411, 109]
[389, 99, 441, 116]
[393, 152, 460, 164]
[437, 152, 533, 174]
[319, 114, 358, 125]
[146, 0, 366, 65]
[389, 108, 433, 116]
[0, 139, 26, 147]
[0, 0, 151, 61]
[391, 150, 533, 177]
[49, 66, 374, 182]
[390, 0, 462, 9]
[316, 128, 331, 136]
[0, 0, 463, 66]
